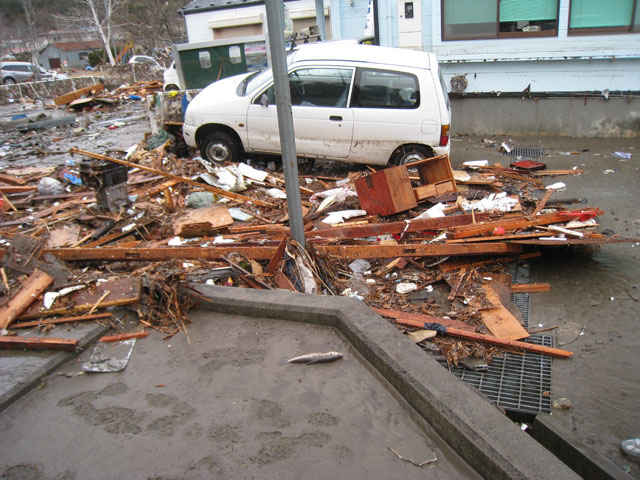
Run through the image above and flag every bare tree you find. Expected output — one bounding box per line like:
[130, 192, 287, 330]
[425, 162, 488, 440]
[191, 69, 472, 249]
[18, 0, 41, 67]
[59, 0, 125, 65]
[119, 0, 185, 54]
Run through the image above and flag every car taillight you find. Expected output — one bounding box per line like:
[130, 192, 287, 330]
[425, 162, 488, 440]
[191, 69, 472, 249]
[439, 125, 450, 147]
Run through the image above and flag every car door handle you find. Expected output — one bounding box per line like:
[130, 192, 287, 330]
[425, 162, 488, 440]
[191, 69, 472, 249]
[329, 115, 343, 122]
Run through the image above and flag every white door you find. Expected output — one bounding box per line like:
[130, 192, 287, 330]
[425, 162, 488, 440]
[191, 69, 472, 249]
[246, 67, 354, 159]
[398, 0, 422, 50]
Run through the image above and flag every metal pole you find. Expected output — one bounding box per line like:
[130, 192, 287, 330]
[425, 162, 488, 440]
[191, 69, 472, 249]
[315, 0, 326, 41]
[264, 0, 306, 248]
[373, 0, 380, 45]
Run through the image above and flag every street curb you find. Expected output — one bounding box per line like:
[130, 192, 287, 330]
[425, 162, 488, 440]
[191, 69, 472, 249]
[189, 284, 580, 480]
[530, 415, 631, 480]
[0, 323, 109, 413]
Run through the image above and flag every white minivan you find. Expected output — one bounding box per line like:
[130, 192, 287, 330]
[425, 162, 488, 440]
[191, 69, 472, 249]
[183, 43, 451, 166]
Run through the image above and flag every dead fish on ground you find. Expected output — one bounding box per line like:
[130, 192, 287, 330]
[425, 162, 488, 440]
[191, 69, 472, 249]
[287, 351, 343, 364]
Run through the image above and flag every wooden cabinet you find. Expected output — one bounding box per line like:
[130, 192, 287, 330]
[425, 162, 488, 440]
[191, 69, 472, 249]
[354, 154, 457, 216]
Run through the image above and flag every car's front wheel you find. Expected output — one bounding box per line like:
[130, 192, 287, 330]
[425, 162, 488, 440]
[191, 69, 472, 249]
[389, 144, 434, 166]
[3, 77, 16, 85]
[199, 131, 239, 164]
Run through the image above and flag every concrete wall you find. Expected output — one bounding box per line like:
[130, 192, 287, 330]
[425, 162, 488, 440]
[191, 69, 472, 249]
[450, 95, 640, 138]
[0, 76, 100, 104]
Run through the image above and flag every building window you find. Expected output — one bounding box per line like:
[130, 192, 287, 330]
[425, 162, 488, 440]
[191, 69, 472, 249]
[405, 2, 414, 19]
[569, 0, 639, 34]
[442, 0, 559, 40]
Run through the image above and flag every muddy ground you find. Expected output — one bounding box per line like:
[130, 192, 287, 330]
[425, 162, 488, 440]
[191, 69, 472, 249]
[1, 97, 639, 476]
[0, 311, 480, 480]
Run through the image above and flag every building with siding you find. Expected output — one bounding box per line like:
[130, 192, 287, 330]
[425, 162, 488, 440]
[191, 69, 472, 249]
[39, 41, 103, 69]
[180, 0, 639, 136]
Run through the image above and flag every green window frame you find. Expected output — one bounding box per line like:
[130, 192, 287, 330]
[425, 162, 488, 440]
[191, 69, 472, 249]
[569, 0, 639, 34]
[441, 0, 560, 41]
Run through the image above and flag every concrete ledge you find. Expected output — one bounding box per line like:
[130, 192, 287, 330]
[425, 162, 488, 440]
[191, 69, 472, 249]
[0, 323, 108, 412]
[530, 415, 631, 480]
[190, 284, 580, 480]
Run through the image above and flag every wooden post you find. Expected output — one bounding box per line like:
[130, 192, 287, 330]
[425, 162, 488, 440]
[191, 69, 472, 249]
[0, 269, 54, 329]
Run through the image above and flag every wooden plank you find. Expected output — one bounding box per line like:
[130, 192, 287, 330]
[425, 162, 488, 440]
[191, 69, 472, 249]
[315, 242, 522, 260]
[10, 312, 113, 329]
[373, 307, 476, 331]
[511, 283, 551, 293]
[532, 188, 555, 216]
[43, 245, 279, 261]
[266, 236, 288, 274]
[307, 213, 489, 241]
[99, 331, 148, 343]
[438, 252, 542, 273]
[0, 186, 37, 194]
[69, 148, 275, 208]
[173, 206, 234, 237]
[443, 327, 572, 358]
[0, 269, 54, 329]
[478, 284, 529, 340]
[19, 277, 140, 320]
[447, 212, 573, 239]
[0, 173, 26, 186]
[274, 271, 297, 291]
[0, 336, 78, 351]
[446, 232, 550, 243]
[54, 83, 104, 106]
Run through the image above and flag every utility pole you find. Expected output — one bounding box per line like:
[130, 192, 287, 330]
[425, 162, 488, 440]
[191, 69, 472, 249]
[315, 0, 326, 41]
[264, 0, 306, 248]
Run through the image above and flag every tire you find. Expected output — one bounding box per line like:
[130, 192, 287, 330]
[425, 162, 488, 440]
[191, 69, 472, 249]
[3, 77, 16, 85]
[389, 144, 434, 166]
[165, 84, 179, 91]
[199, 131, 239, 164]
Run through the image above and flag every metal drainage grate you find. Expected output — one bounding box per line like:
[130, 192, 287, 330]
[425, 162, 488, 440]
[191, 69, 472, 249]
[503, 146, 544, 158]
[445, 262, 552, 414]
[449, 335, 552, 414]
[509, 261, 531, 329]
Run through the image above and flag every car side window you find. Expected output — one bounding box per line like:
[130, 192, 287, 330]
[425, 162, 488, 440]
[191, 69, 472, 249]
[352, 68, 420, 109]
[257, 68, 353, 107]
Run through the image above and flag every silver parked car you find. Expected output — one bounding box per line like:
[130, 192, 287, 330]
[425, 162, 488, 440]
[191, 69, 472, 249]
[1, 61, 37, 84]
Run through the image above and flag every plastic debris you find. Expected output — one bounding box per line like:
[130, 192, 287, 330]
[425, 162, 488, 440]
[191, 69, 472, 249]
[396, 282, 418, 294]
[37, 177, 65, 195]
[612, 152, 632, 159]
[82, 339, 137, 373]
[321, 209, 367, 225]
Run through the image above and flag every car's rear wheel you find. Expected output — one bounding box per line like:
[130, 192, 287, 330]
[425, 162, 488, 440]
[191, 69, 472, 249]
[165, 84, 179, 92]
[3, 78, 16, 85]
[200, 131, 239, 164]
[389, 144, 434, 166]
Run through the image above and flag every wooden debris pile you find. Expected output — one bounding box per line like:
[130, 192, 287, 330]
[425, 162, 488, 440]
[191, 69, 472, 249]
[0, 134, 636, 367]
[53, 81, 163, 111]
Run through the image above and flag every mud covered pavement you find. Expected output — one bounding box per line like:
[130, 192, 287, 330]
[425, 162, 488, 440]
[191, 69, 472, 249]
[0, 85, 638, 478]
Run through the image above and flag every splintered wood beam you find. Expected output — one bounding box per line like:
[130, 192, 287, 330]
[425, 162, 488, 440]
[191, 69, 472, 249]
[0, 269, 54, 329]
[308, 213, 489, 241]
[372, 307, 476, 331]
[438, 252, 542, 273]
[266, 236, 288, 274]
[532, 188, 555, 216]
[10, 313, 113, 329]
[69, 148, 275, 208]
[443, 327, 572, 358]
[0, 336, 78, 351]
[99, 331, 149, 343]
[54, 83, 104, 105]
[315, 242, 522, 260]
[43, 246, 278, 262]
[511, 283, 551, 293]
[446, 211, 602, 239]
[18, 277, 140, 320]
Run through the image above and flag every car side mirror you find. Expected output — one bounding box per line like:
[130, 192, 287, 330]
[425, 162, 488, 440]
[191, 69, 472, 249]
[260, 94, 269, 107]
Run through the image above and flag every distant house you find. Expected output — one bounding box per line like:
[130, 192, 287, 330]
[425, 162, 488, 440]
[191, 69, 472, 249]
[181, 0, 331, 43]
[39, 41, 103, 69]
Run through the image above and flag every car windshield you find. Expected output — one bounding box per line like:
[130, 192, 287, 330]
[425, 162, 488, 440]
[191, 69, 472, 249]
[240, 51, 295, 96]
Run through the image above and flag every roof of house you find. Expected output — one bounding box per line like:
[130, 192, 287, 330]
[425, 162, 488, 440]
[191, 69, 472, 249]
[181, 0, 295, 14]
[45, 41, 103, 52]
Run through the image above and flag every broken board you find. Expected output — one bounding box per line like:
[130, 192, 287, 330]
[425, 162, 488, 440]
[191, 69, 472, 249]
[173, 205, 234, 237]
[478, 284, 529, 341]
[19, 277, 141, 320]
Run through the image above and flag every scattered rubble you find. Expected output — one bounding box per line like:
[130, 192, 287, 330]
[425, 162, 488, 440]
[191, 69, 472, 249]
[0, 82, 637, 373]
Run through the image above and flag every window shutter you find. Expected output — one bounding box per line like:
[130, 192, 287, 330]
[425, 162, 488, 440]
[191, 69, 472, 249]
[499, 0, 558, 22]
[569, 0, 634, 28]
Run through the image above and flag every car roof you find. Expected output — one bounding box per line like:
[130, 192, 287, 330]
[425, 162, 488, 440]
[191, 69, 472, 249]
[288, 43, 434, 70]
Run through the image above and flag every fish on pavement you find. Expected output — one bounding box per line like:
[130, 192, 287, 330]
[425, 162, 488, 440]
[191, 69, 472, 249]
[287, 351, 343, 364]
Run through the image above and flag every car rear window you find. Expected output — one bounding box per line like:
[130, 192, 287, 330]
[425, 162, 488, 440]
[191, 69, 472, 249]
[351, 68, 419, 109]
